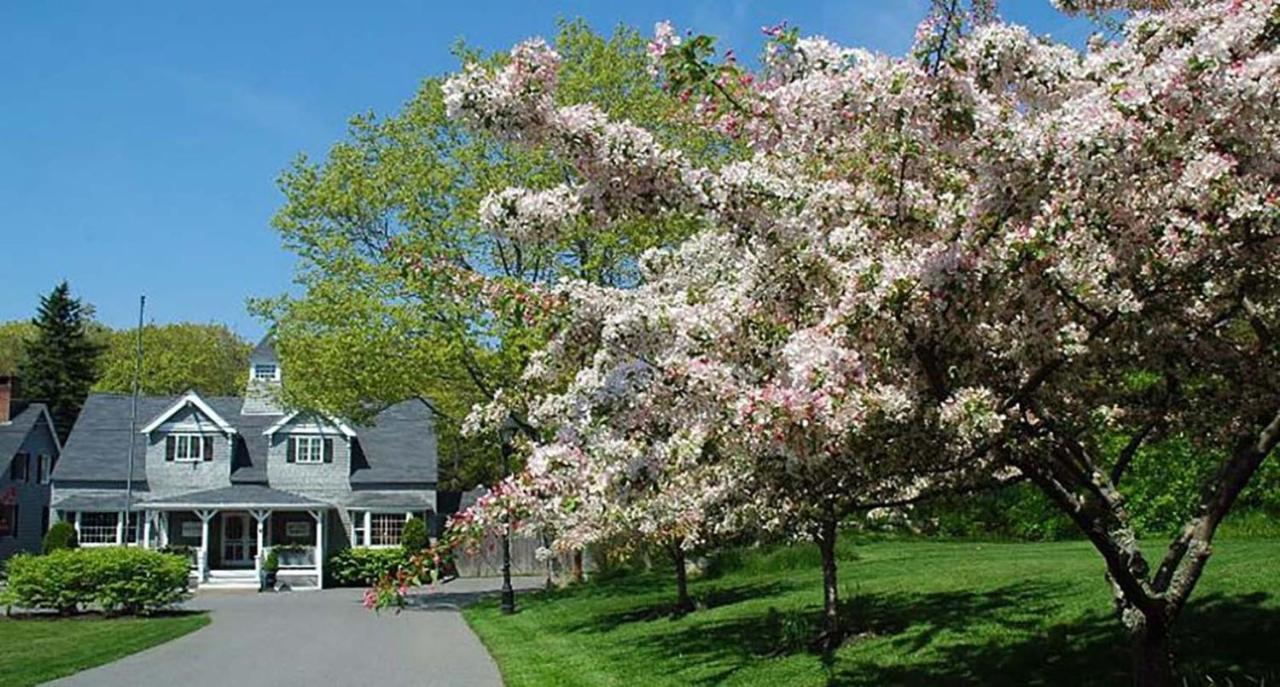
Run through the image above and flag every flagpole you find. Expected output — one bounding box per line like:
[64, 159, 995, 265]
[124, 295, 145, 545]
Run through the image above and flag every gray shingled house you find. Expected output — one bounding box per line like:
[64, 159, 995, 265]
[50, 339, 438, 589]
[0, 377, 60, 562]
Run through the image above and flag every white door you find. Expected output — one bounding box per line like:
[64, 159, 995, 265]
[221, 513, 255, 567]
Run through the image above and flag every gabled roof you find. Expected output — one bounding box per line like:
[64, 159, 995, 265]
[262, 411, 356, 438]
[0, 403, 60, 459]
[138, 391, 237, 435]
[56, 394, 438, 486]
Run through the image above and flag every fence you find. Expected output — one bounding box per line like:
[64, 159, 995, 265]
[452, 533, 591, 580]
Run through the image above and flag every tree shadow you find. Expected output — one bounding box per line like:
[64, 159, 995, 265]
[565, 581, 798, 633]
[828, 591, 1280, 686]
[565, 579, 1280, 686]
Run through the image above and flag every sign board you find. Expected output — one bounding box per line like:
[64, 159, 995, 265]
[181, 521, 202, 538]
[285, 521, 311, 538]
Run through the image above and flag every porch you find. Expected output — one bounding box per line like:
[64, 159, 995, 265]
[53, 486, 333, 589]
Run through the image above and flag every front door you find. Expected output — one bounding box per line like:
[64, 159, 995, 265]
[221, 513, 256, 567]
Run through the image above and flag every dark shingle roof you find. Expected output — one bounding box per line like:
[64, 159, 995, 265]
[345, 491, 435, 509]
[55, 393, 436, 486]
[350, 399, 437, 485]
[142, 485, 325, 509]
[0, 403, 50, 460]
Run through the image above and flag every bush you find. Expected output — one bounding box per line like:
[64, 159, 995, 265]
[42, 521, 79, 553]
[264, 548, 279, 573]
[328, 547, 407, 587]
[402, 516, 429, 553]
[5, 547, 190, 615]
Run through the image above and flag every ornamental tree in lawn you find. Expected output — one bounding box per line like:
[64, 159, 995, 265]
[441, 10, 991, 646]
[441, 1, 1280, 683]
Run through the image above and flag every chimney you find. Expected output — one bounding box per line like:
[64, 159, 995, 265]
[0, 376, 12, 424]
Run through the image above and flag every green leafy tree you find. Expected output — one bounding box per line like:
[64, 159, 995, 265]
[0, 321, 36, 376]
[93, 323, 251, 397]
[401, 516, 430, 553]
[20, 282, 104, 440]
[252, 20, 729, 489]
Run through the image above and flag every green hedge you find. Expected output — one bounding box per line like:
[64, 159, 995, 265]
[42, 522, 79, 553]
[3, 547, 190, 615]
[328, 547, 408, 587]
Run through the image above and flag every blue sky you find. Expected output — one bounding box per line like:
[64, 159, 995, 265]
[0, 1, 1093, 339]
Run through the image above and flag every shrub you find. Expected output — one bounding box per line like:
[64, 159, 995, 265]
[402, 516, 429, 553]
[5, 547, 190, 615]
[42, 521, 79, 553]
[264, 548, 279, 573]
[328, 547, 406, 587]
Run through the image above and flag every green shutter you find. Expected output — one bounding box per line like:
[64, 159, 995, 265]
[286, 437, 296, 463]
[323, 439, 334, 463]
[165, 436, 176, 462]
[202, 436, 215, 462]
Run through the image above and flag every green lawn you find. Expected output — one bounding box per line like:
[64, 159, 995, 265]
[464, 539, 1280, 686]
[0, 611, 209, 687]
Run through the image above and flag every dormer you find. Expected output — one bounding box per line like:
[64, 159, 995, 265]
[139, 391, 237, 490]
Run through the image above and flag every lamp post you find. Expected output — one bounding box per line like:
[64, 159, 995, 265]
[498, 415, 518, 615]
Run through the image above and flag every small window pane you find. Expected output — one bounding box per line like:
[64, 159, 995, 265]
[80, 512, 119, 544]
[370, 513, 405, 546]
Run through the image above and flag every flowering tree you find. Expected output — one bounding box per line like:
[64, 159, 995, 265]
[434, 1, 1280, 683]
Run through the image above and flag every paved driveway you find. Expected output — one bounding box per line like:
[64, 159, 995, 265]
[49, 576, 544, 687]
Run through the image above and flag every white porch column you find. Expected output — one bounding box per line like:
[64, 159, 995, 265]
[74, 511, 82, 539]
[115, 510, 125, 545]
[363, 511, 371, 547]
[310, 509, 325, 589]
[250, 510, 269, 579]
[142, 511, 152, 549]
[159, 512, 170, 547]
[195, 510, 215, 582]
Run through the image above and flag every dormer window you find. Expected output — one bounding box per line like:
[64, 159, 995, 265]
[292, 436, 326, 464]
[167, 434, 212, 463]
[253, 364, 279, 381]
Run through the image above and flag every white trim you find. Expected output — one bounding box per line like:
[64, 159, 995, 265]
[144, 502, 322, 511]
[262, 411, 356, 439]
[171, 433, 206, 462]
[292, 435, 325, 464]
[139, 391, 237, 435]
[35, 405, 63, 453]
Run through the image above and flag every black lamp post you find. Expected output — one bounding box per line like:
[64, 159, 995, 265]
[499, 415, 518, 615]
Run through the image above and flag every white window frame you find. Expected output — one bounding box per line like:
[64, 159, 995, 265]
[293, 436, 324, 464]
[78, 511, 119, 545]
[37, 454, 51, 484]
[173, 434, 205, 462]
[253, 364, 278, 381]
[368, 512, 411, 548]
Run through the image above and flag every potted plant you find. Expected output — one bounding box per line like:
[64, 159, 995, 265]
[261, 549, 279, 592]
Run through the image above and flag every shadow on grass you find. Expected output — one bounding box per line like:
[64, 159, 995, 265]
[566, 581, 799, 631]
[3, 609, 207, 621]
[567, 580, 1280, 687]
[830, 591, 1280, 686]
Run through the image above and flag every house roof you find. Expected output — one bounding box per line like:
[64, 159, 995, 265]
[55, 393, 437, 486]
[0, 403, 58, 460]
[141, 485, 326, 510]
[51, 492, 142, 512]
[345, 491, 435, 510]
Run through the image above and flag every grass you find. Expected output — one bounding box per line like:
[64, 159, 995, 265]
[464, 538, 1280, 686]
[0, 611, 210, 687]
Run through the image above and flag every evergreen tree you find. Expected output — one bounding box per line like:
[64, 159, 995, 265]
[20, 282, 104, 441]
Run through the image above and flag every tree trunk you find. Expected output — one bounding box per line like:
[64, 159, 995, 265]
[816, 517, 841, 651]
[1130, 624, 1174, 687]
[671, 544, 694, 616]
[572, 549, 584, 583]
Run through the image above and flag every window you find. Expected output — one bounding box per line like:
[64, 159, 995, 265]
[370, 513, 407, 547]
[292, 436, 325, 464]
[253, 364, 278, 381]
[9, 453, 28, 482]
[350, 511, 366, 546]
[0, 504, 17, 537]
[36, 454, 51, 484]
[79, 512, 118, 544]
[173, 434, 205, 462]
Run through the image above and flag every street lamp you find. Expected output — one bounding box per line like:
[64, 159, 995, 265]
[498, 414, 519, 615]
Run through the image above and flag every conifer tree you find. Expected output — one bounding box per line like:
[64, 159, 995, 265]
[21, 282, 103, 440]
